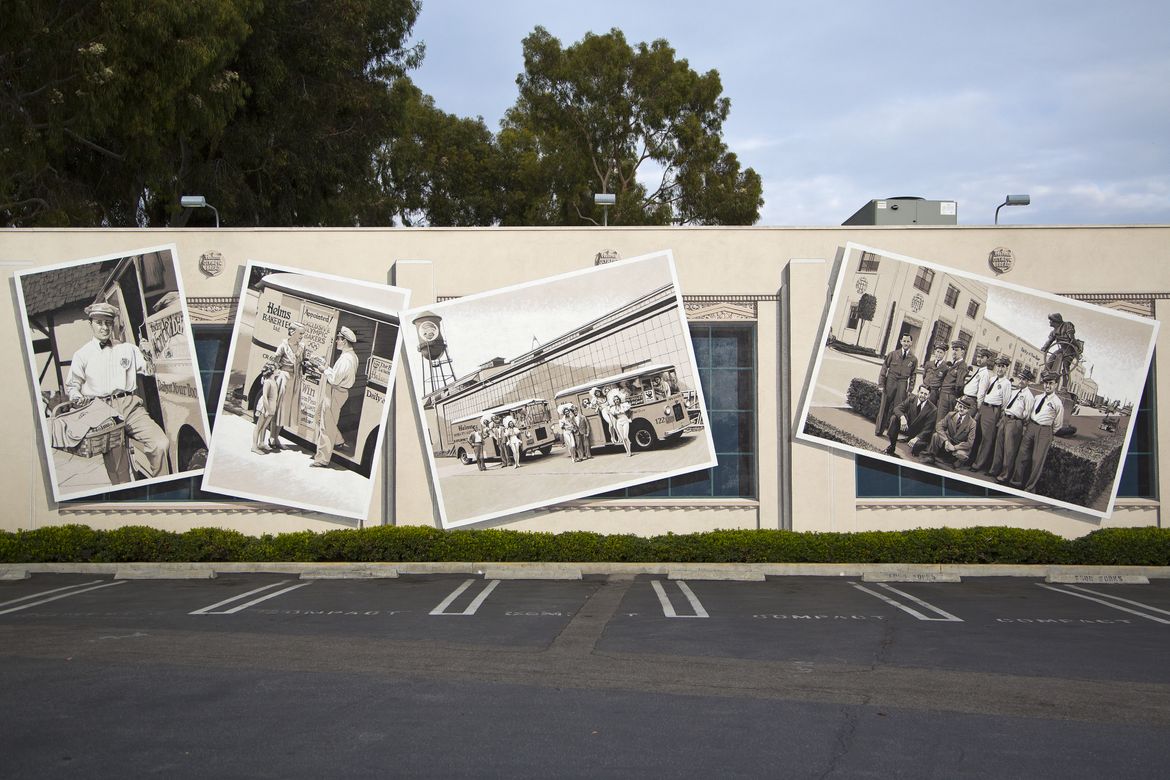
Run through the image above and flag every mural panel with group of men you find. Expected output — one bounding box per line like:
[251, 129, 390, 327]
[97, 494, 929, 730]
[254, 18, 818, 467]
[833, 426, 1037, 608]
[797, 243, 1158, 518]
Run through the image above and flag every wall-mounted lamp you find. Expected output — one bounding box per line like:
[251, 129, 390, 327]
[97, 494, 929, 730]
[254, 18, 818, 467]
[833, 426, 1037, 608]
[180, 195, 220, 228]
[994, 194, 1030, 225]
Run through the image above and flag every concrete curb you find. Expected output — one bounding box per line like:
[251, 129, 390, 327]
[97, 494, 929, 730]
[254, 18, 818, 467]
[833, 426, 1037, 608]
[0, 562, 1167, 580]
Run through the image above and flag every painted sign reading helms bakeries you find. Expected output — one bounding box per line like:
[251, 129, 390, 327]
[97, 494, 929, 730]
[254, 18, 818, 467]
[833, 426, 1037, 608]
[796, 243, 1158, 518]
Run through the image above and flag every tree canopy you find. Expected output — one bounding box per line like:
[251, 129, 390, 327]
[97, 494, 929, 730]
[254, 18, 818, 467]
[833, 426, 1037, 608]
[499, 27, 762, 226]
[2, 0, 422, 227]
[2, 10, 764, 227]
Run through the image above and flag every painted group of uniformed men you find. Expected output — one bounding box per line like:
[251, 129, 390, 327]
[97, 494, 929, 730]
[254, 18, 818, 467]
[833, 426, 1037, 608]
[875, 333, 1065, 493]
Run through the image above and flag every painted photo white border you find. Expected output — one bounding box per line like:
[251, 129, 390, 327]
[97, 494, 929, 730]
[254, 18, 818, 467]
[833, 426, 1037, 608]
[200, 260, 409, 521]
[13, 244, 213, 502]
[794, 241, 1160, 520]
[403, 249, 719, 529]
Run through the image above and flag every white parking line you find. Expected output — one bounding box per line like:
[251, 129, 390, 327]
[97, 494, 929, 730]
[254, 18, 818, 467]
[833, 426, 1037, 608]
[1061, 584, 1170, 617]
[0, 580, 127, 615]
[651, 580, 709, 618]
[430, 579, 500, 616]
[851, 583, 963, 622]
[190, 580, 312, 615]
[1036, 583, 1170, 625]
[0, 579, 106, 609]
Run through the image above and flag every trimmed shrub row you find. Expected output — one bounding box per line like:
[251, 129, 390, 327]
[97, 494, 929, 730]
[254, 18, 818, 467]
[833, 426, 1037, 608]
[0, 525, 1167, 566]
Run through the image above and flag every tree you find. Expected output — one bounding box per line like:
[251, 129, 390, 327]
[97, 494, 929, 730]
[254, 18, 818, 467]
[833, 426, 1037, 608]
[855, 293, 877, 346]
[1, 0, 257, 226]
[369, 79, 502, 226]
[1, 0, 423, 227]
[498, 27, 762, 226]
[183, 0, 423, 227]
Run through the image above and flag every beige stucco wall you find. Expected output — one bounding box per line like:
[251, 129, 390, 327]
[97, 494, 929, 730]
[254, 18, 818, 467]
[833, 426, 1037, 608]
[1, 225, 1167, 538]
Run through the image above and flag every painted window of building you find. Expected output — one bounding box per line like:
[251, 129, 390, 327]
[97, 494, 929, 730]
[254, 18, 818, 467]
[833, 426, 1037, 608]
[928, 320, 952, 352]
[858, 252, 880, 273]
[913, 268, 935, 294]
[846, 302, 860, 330]
[944, 285, 960, 308]
[856, 364, 1157, 500]
[605, 323, 756, 499]
[967, 300, 980, 319]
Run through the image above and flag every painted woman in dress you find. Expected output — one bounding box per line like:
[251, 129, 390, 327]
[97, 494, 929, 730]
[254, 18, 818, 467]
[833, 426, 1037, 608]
[503, 415, 523, 468]
[590, 387, 613, 444]
[269, 322, 306, 450]
[608, 390, 633, 457]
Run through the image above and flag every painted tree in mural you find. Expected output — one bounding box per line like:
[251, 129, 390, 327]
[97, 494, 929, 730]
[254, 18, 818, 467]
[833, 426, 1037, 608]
[498, 27, 763, 226]
[855, 293, 877, 346]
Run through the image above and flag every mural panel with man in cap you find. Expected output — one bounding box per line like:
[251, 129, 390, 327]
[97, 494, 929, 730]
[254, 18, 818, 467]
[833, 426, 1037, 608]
[13, 246, 211, 501]
[797, 243, 1158, 519]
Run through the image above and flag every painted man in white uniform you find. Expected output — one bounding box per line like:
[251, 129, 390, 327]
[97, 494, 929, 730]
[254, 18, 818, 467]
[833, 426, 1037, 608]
[65, 302, 168, 484]
[311, 326, 359, 467]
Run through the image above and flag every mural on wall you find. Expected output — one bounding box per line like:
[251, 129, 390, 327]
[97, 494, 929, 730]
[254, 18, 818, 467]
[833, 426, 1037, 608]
[796, 243, 1159, 519]
[404, 250, 717, 528]
[13, 245, 211, 501]
[200, 262, 409, 521]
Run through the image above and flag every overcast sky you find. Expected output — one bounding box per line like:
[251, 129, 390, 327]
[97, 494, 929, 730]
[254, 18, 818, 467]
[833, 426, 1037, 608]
[409, 1, 1169, 227]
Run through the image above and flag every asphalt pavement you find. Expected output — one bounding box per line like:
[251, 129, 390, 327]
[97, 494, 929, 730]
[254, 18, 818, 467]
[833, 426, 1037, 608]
[3, 572, 1169, 778]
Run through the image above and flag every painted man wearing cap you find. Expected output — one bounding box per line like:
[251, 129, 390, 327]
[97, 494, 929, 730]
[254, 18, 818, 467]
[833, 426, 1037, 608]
[311, 327, 359, 467]
[1010, 371, 1065, 492]
[920, 344, 949, 405]
[992, 367, 1037, 483]
[874, 333, 918, 437]
[935, 341, 969, 419]
[920, 394, 977, 469]
[65, 301, 168, 484]
[971, 356, 1012, 472]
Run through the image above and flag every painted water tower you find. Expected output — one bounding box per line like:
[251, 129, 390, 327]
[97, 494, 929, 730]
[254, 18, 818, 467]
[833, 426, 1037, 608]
[413, 311, 456, 395]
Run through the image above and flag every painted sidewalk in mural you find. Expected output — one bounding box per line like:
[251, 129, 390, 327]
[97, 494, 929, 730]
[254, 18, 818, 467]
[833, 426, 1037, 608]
[806, 349, 1116, 512]
[437, 432, 710, 525]
[203, 411, 371, 519]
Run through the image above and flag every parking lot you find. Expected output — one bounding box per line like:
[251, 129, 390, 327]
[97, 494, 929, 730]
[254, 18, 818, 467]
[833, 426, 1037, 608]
[3, 572, 1169, 777]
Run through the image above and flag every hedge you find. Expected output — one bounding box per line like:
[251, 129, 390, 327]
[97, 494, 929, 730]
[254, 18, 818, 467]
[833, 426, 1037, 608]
[847, 377, 882, 421]
[0, 525, 1167, 566]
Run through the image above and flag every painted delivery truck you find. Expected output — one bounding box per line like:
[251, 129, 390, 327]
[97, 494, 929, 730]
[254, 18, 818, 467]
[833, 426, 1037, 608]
[244, 272, 400, 476]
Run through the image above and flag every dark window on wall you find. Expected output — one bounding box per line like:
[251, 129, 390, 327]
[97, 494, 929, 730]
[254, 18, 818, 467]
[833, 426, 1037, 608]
[858, 364, 1157, 501]
[1117, 365, 1157, 498]
[944, 285, 960, 308]
[67, 325, 241, 503]
[858, 252, 881, 273]
[967, 300, 980, 319]
[913, 268, 935, 294]
[603, 323, 756, 499]
[846, 303, 860, 330]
